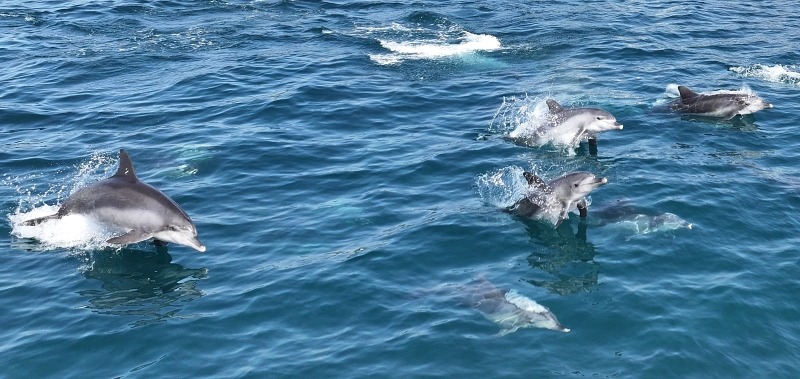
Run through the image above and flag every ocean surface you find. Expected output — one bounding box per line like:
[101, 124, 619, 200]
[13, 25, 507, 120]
[2, 1, 800, 378]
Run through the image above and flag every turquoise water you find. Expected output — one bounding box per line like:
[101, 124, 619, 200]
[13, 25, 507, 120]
[2, 1, 800, 377]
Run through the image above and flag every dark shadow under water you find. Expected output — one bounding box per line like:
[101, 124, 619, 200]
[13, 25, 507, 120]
[518, 217, 600, 296]
[78, 245, 208, 327]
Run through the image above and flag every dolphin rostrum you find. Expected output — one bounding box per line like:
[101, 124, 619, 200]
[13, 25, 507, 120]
[507, 171, 607, 227]
[22, 149, 206, 252]
[463, 277, 569, 335]
[510, 100, 623, 147]
[669, 86, 773, 120]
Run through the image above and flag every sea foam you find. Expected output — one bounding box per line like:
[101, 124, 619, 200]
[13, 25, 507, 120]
[730, 64, 800, 84]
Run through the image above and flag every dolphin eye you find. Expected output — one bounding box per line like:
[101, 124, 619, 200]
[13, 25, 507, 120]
[596, 116, 602, 120]
[574, 183, 579, 187]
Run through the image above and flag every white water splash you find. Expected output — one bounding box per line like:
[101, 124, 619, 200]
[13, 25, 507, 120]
[474, 166, 528, 209]
[362, 20, 501, 65]
[730, 64, 800, 84]
[5, 152, 121, 251]
[8, 207, 122, 251]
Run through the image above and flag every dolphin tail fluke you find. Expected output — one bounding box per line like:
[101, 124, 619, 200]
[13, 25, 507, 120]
[107, 230, 152, 245]
[21, 214, 61, 226]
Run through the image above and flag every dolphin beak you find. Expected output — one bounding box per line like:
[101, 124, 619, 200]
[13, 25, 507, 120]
[767, 103, 774, 108]
[616, 123, 623, 129]
[599, 177, 608, 184]
[187, 237, 206, 252]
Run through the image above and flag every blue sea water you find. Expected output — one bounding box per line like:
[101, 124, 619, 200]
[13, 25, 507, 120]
[2, 1, 800, 377]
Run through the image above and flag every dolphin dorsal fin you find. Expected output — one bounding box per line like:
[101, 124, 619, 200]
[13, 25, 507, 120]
[678, 86, 699, 99]
[546, 99, 565, 114]
[523, 172, 547, 189]
[112, 149, 138, 182]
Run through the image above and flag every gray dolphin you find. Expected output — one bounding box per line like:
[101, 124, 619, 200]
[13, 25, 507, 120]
[669, 86, 773, 120]
[507, 171, 608, 227]
[463, 277, 569, 335]
[588, 199, 692, 235]
[511, 99, 623, 147]
[22, 150, 206, 252]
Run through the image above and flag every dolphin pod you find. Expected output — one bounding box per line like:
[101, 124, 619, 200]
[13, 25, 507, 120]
[22, 149, 205, 252]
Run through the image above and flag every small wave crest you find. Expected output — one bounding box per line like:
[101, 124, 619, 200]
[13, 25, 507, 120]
[729, 64, 800, 84]
[360, 21, 500, 65]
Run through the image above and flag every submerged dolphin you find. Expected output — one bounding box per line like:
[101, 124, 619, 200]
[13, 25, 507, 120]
[463, 277, 569, 335]
[610, 213, 692, 234]
[590, 199, 692, 235]
[22, 150, 206, 252]
[669, 86, 773, 120]
[507, 171, 607, 227]
[510, 100, 622, 147]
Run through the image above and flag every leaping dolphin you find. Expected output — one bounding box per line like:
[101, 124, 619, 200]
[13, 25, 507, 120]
[22, 149, 206, 252]
[509, 100, 623, 147]
[669, 86, 773, 120]
[463, 277, 569, 335]
[507, 171, 607, 227]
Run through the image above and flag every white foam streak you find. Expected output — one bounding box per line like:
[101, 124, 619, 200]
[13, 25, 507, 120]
[730, 64, 800, 84]
[370, 32, 501, 65]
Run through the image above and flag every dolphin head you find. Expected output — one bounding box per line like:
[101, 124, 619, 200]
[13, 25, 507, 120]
[583, 108, 623, 133]
[551, 172, 608, 202]
[738, 93, 773, 115]
[524, 311, 570, 332]
[651, 213, 693, 231]
[504, 290, 570, 333]
[153, 217, 206, 252]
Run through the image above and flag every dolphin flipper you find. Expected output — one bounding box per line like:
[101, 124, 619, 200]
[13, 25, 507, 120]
[21, 214, 61, 226]
[496, 326, 520, 337]
[577, 198, 588, 218]
[107, 230, 153, 245]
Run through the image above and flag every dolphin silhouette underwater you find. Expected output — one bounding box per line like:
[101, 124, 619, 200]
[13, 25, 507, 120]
[507, 171, 608, 227]
[669, 86, 773, 120]
[509, 99, 623, 147]
[462, 277, 569, 335]
[22, 149, 206, 252]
